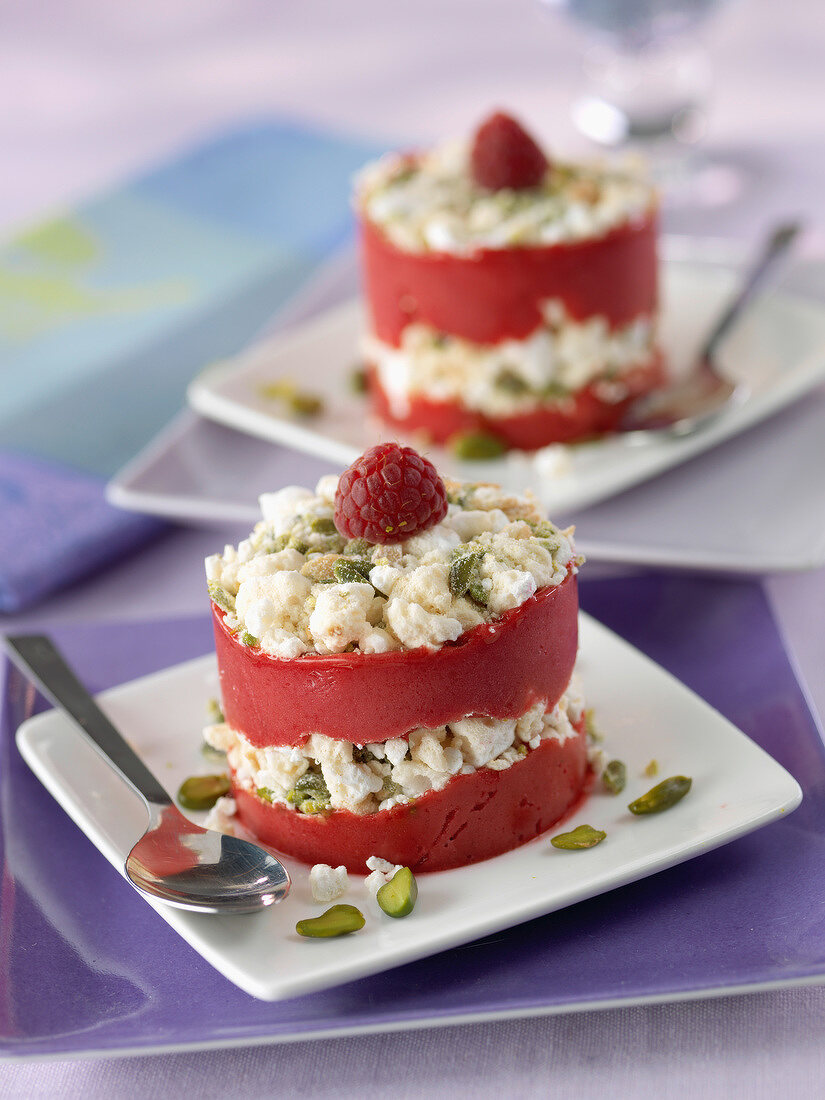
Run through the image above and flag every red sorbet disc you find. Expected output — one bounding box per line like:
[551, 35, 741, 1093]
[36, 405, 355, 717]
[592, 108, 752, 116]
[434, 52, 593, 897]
[213, 572, 579, 747]
[359, 210, 658, 347]
[233, 718, 589, 872]
[367, 354, 665, 449]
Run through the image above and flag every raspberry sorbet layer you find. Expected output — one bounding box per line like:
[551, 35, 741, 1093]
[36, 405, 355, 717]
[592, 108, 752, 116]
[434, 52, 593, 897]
[356, 111, 662, 450]
[212, 571, 578, 747]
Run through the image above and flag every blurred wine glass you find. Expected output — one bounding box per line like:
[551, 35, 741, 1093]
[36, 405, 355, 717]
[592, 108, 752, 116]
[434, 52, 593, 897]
[540, 0, 739, 204]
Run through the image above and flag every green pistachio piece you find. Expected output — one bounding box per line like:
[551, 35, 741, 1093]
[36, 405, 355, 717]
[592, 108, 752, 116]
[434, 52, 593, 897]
[628, 776, 692, 815]
[602, 759, 627, 795]
[201, 739, 226, 763]
[643, 759, 659, 778]
[309, 515, 338, 535]
[381, 777, 403, 800]
[466, 580, 489, 606]
[527, 519, 550, 536]
[312, 534, 347, 555]
[349, 365, 369, 394]
[287, 535, 310, 554]
[352, 746, 376, 763]
[261, 378, 297, 400]
[287, 770, 331, 812]
[446, 482, 476, 508]
[207, 582, 235, 613]
[540, 380, 570, 400]
[300, 798, 330, 815]
[494, 369, 531, 394]
[269, 533, 290, 552]
[449, 431, 507, 461]
[296, 904, 365, 938]
[550, 824, 607, 850]
[256, 787, 275, 803]
[260, 377, 324, 417]
[333, 557, 374, 585]
[177, 773, 230, 811]
[240, 632, 259, 648]
[258, 379, 295, 401]
[288, 392, 324, 418]
[205, 697, 224, 724]
[584, 708, 602, 742]
[344, 537, 373, 557]
[448, 547, 484, 598]
[376, 867, 418, 918]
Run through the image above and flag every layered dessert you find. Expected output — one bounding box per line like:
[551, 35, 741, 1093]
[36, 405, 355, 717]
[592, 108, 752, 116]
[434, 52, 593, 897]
[205, 443, 590, 872]
[355, 111, 663, 451]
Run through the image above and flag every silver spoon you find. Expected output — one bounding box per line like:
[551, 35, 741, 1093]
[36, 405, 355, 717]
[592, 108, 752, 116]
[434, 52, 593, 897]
[6, 634, 290, 915]
[620, 220, 802, 437]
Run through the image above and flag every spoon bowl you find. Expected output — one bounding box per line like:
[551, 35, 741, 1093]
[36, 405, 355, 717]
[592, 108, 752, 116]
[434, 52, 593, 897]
[5, 633, 291, 915]
[125, 803, 290, 914]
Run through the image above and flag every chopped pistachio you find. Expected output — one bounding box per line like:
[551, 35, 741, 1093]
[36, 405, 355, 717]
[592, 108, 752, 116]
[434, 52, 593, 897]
[449, 545, 485, 599]
[449, 431, 507, 461]
[240, 632, 258, 648]
[602, 759, 627, 795]
[343, 537, 373, 557]
[540, 380, 570, 400]
[551, 824, 607, 850]
[201, 739, 226, 763]
[309, 515, 338, 535]
[494, 369, 531, 394]
[628, 776, 692, 815]
[288, 391, 324, 417]
[381, 777, 403, 800]
[287, 770, 331, 813]
[584, 708, 602, 743]
[177, 773, 230, 811]
[377, 867, 418, 918]
[349, 365, 369, 394]
[207, 582, 235, 613]
[256, 786, 275, 803]
[258, 378, 296, 400]
[258, 377, 323, 418]
[300, 798, 331, 815]
[206, 697, 224, 724]
[333, 557, 374, 585]
[643, 759, 659, 778]
[296, 904, 365, 938]
[466, 580, 488, 606]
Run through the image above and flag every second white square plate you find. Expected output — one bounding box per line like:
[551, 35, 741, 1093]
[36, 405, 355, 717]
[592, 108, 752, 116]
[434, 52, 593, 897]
[16, 613, 801, 1002]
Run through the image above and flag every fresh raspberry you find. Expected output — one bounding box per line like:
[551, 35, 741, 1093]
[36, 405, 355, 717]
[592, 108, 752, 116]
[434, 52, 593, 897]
[470, 111, 548, 191]
[334, 443, 448, 544]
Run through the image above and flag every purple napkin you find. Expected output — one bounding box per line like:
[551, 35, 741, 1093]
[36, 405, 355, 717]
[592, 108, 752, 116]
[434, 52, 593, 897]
[0, 451, 165, 612]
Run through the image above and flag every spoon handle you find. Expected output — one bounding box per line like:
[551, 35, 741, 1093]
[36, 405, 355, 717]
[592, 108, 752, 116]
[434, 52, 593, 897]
[701, 220, 802, 361]
[5, 634, 172, 809]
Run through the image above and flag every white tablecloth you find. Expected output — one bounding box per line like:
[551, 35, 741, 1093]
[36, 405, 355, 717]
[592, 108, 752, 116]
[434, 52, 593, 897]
[3, 1, 825, 1094]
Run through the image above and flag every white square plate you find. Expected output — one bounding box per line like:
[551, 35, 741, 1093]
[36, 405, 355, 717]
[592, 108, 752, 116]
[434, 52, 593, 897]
[186, 260, 825, 517]
[15, 614, 801, 1002]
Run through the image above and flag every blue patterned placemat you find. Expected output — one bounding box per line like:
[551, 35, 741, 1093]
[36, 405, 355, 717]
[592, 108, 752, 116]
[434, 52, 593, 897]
[0, 119, 384, 609]
[0, 119, 382, 476]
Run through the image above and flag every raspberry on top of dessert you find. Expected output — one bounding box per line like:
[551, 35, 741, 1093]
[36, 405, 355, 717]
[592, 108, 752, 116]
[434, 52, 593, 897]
[355, 111, 663, 451]
[206, 443, 579, 659]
